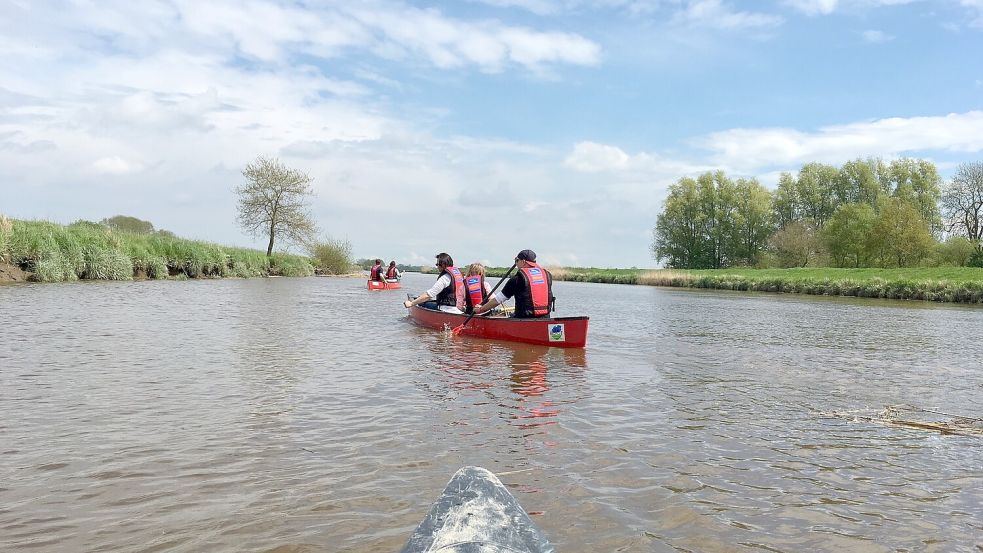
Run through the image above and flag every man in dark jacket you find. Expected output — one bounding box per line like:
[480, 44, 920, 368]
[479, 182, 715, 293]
[472, 249, 554, 318]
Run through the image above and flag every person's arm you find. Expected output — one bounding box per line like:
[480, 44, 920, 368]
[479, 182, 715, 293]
[474, 275, 517, 314]
[473, 296, 499, 314]
[405, 274, 450, 308]
[404, 292, 432, 308]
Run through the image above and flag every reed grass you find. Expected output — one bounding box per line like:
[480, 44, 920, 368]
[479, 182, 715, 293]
[635, 268, 983, 304]
[1, 218, 314, 282]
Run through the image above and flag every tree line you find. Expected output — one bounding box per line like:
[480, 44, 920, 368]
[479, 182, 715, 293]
[652, 159, 983, 269]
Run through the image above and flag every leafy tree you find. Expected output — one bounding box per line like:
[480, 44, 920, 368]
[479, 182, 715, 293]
[767, 220, 821, 268]
[698, 171, 737, 269]
[821, 203, 876, 267]
[795, 163, 840, 228]
[887, 158, 942, 234]
[868, 197, 933, 267]
[101, 215, 155, 234]
[653, 171, 743, 269]
[772, 172, 799, 230]
[941, 162, 983, 252]
[653, 177, 704, 268]
[730, 178, 773, 266]
[836, 158, 888, 207]
[235, 156, 317, 256]
[932, 236, 977, 267]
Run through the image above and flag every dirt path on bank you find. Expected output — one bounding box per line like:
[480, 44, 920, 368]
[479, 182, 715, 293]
[0, 263, 29, 282]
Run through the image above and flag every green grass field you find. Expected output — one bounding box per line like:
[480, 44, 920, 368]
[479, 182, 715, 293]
[0, 217, 314, 282]
[483, 265, 983, 303]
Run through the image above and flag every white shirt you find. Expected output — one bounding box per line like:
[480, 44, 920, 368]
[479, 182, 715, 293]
[426, 273, 464, 313]
[426, 273, 452, 299]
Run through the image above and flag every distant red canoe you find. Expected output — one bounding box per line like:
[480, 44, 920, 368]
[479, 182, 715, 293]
[408, 304, 588, 348]
[368, 279, 402, 290]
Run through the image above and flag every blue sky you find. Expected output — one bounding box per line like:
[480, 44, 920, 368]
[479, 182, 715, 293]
[1, 0, 982, 268]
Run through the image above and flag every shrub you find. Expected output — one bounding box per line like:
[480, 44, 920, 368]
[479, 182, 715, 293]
[308, 238, 354, 275]
[969, 247, 983, 268]
[270, 253, 315, 277]
[932, 237, 977, 267]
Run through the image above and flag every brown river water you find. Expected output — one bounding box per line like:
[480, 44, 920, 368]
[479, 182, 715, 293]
[1, 273, 981, 552]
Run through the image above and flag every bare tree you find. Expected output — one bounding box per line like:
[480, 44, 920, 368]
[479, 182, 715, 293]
[941, 162, 983, 248]
[235, 156, 317, 256]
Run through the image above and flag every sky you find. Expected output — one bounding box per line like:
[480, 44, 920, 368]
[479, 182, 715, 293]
[1, 0, 982, 268]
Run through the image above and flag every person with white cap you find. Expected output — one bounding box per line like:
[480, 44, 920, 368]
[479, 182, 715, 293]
[472, 249, 554, 319]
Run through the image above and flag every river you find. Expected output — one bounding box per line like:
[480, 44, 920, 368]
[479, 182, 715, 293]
[1, 272, 981, 552]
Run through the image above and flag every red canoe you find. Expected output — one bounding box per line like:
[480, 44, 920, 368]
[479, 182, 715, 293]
[408, 304, 588, 348]
[368, 279, 402, 290]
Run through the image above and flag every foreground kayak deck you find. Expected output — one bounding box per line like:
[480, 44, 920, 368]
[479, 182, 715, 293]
[400, 466, 553, 553]
[408, 304, 589, 348]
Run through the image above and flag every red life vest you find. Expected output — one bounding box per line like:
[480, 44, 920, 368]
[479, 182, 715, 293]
[464, 275, 487, 311]
[370, 265, 383, 281]
[436, 266, 465, 310]
[386, 266, 398, 278]
[519, 262, 550, 317]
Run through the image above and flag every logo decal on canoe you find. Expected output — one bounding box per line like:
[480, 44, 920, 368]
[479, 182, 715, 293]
[549, 324, 565, 342]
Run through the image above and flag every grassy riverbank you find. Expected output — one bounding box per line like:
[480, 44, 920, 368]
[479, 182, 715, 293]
[0, 217, 314, 282]
[484, 266, 983, 304]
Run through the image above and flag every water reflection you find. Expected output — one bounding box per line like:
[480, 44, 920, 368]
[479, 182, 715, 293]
[411, 328, 591, 443]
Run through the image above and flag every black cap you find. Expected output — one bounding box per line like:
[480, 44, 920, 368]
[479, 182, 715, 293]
[516, 249, 536, 262]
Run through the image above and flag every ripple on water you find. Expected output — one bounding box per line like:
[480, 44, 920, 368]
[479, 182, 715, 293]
[0, 277, 980, 552]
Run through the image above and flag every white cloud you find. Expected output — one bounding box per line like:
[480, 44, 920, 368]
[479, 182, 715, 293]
[961, 0, 983, 27]
[2, 1, 600, 75]
[698, 111, 983, 171]
[861, 29, 894, 42]
[564, 111, 983, 184]
[565, 141, 709, 176]
[564, 142, 630, 171]
[92, 156, 144, 175]
[473, 0, 562, 15]
[784, 0, 840, 15]
[673, 0, 784, 30]
[349, 5, 601, 72]
[784, 0, 916, 16]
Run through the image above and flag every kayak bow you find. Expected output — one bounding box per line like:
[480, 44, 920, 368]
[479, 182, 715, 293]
[399, 466, 553, 553]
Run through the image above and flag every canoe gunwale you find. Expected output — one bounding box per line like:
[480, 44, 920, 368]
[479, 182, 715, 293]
[407, 304, 588, 348]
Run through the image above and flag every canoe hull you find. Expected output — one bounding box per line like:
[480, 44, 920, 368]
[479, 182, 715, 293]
[399, 466, 553, 553]
[368, 279, 401, 290]
[408, 304, 588, 348]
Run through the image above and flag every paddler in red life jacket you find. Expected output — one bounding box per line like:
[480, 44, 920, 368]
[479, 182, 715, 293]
[472, 249, 554, 319]
[403, 252, 465, 313]
[385, 260, 401, 281]
[369, 258, 385, 282]
[463, 262, 493, 314]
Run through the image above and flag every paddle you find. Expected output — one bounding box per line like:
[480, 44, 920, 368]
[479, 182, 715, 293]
[452, 263, 516, 335]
